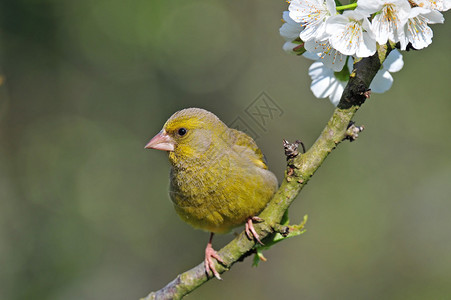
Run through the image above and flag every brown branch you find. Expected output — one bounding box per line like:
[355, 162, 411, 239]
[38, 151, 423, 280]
[141, 43, 394, 300]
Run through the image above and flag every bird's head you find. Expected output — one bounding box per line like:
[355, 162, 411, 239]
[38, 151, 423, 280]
[145, 108, 228, 161]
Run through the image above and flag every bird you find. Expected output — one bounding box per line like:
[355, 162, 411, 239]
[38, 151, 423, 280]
[145, 108, 278, 279]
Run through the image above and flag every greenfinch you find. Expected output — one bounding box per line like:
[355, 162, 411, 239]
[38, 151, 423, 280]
[145, 108, 278, 279]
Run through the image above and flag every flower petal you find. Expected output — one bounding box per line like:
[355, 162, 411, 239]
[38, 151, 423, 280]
[327, 11, 376, 57]
[280, 11, 303, 41]
[370, 69, 393, 93]
[289, 0, 335, 41]
[309, 62, 333, 97]
[383, 49, 403, 73]
[304, 38, 347, 71]
[329, 79, 346, 106]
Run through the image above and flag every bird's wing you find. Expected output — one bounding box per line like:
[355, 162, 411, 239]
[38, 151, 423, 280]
[228, 128, 268, 170]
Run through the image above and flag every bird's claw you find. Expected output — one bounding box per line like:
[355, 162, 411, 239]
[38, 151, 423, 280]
[204, 243, 224, 280]
[245, 217, 264, 245]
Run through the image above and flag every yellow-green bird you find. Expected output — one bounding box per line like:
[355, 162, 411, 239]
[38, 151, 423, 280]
[145, 108, 278, 279]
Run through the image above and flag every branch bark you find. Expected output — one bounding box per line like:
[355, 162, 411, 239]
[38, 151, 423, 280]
[141, 43, 394, 300]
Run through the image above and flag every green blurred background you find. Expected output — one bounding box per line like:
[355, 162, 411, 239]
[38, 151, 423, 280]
[1, 1, 450, 299]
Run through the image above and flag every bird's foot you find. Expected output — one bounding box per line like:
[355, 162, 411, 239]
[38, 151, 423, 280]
[245, 216, 264, 245]
[204, 242, 224, 280]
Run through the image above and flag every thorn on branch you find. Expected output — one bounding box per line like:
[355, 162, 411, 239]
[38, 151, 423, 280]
[273, 224, 290, 237]
[283, 139, 305, 158]
[360, 89, 371, 99]
[345, 121, 365, 142]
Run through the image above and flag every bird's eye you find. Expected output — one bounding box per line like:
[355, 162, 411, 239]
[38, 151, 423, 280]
[178, 128, 187, 136]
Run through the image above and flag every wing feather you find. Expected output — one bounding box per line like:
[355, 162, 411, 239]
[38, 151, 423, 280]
[228, 128, 268, 170]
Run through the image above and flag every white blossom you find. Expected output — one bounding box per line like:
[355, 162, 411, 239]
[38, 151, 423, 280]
[357, 0, 411, 45]
[308, 61, 347, 106]
[326, 10, 376, 57]
[399, 7, 444, 50]
[280, 11, 305, 53]
[369, 49, 404, 93]
[282, 0, 446, 103]
[410, 0, 451, 11]
[304, 38, 347, 71]
[308, 49, 404, 106]
[280, 11, 303, 43]
[289, 0, 337, 42]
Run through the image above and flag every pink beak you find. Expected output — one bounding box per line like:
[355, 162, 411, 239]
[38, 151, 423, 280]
[145, 130, 175, 152]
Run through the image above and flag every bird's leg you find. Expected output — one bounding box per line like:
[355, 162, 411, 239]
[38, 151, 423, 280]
[245, 216, 264, 245]
[204, 232, 224, 280]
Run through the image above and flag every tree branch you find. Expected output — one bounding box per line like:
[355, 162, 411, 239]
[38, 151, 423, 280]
[141, 43, 394, 300]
